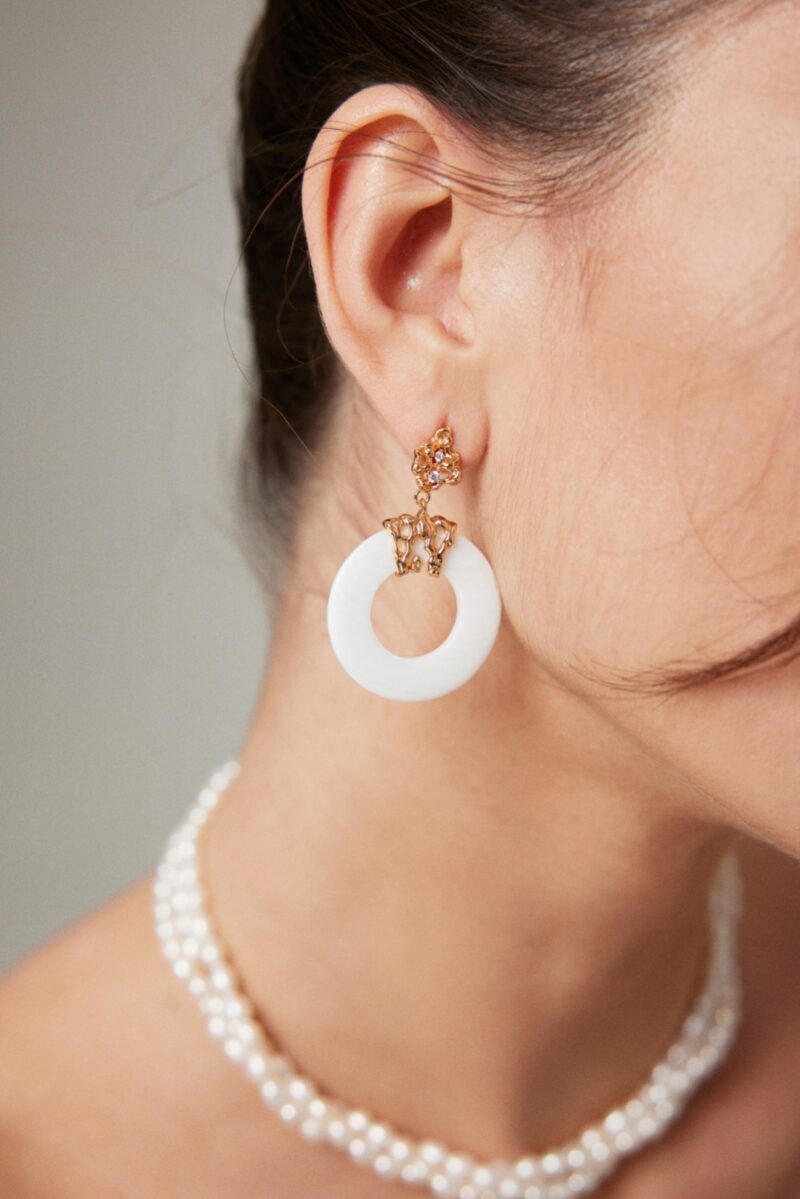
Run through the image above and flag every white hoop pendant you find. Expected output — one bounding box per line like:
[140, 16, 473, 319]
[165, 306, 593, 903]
[327, 528, 501, 702]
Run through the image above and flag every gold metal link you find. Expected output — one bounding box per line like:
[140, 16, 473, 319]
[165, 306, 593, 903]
[383, 426, 463, 578]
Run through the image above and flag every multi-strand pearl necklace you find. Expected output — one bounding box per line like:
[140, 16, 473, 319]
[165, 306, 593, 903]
[153, 762, 744, 1199]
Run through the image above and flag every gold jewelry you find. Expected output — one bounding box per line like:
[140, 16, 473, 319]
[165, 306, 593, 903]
[383, 425, 462, 578]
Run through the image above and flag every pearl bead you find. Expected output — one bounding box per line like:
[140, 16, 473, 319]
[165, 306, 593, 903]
[228, 1020, 256, 1045]
[666, 1044, 687, 1068]
[401, 1161, 427, 1183]
[300, 1117, 324, 1141]
[198, 787, 219, 810]
[327, 1118, 349, 1145]
[686, 1055, 705, 1078]
[210, 968, 234, 994]
[511, 1159, 535, 1180]
[602, 1110, 626, 1136]
[264, 1053, 291, 1077]
[683, 1013, 705, 1038]
[367, 1122, 391, 1146]
[473, 1165, 499, 1188]
[636, 1114, 657, 1139]
[567, 1174, 590, 1195]
[224, 1037, 245, 1061]
[246, 1053, 267, 1078]
[288, 1077, 314, 1102]
[699, 1043, 721, 1066]
[420, 1141, 447, 1166]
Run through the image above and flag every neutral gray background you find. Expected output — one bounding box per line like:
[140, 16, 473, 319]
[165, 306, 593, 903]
[1, 1, 273, 972]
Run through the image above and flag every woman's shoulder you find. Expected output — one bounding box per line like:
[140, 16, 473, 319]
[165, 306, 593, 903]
[0, 876, 183, 1195]
[0, 877, 295, 1198]
[0, 873, 158, 1009]
[0, 873, 161, 1050]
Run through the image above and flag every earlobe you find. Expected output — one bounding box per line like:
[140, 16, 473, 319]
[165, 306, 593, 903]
[300, 84, 484, 464]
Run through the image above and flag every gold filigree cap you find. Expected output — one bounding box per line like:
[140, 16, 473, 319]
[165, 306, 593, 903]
[411, 425, 462, 493]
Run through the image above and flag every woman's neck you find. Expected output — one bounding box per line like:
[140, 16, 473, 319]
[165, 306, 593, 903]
[204, 535, 732, 1159]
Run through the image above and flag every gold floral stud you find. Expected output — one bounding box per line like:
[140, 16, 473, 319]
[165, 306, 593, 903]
[412, 425, 463, 492]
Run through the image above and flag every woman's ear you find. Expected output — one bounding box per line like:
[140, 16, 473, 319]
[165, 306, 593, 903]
[301, 83, 487, 467]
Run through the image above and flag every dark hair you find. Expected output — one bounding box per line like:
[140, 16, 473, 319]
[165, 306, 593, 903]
[233, 0, 798, 694]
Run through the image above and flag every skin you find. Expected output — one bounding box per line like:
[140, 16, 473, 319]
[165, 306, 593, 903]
[1, 3, 799, 1197]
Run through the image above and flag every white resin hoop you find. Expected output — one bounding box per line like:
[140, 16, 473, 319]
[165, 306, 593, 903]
[327, 528, 501, 702]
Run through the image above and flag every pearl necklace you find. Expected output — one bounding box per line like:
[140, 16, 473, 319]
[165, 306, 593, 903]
[153, 762, 743, 1199]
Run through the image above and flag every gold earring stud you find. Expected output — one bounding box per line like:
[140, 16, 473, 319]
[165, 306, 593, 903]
[382, 426, 463, 578]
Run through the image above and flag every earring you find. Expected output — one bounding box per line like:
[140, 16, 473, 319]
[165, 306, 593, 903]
[326, 425, 501, 702]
